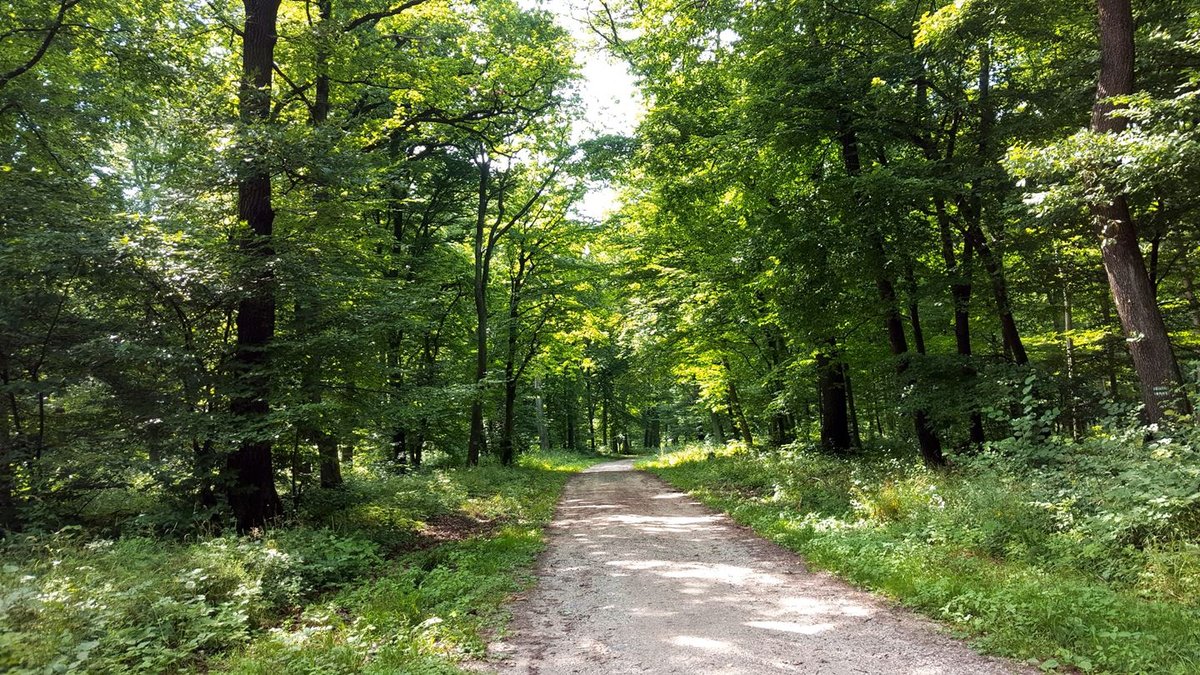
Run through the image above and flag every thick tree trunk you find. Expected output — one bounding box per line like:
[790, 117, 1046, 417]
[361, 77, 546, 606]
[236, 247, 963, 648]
[1091, 0, 1189, 422]
[709, 410, 725, 445]
[816, 346, 852, 453]
[644, 407, 661, 449]
[226, 0, 283, 532]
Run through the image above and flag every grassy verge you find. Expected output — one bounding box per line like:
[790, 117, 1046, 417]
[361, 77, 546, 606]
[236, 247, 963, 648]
[639, 444, 1200, 674]
[0, 451, 601, 674]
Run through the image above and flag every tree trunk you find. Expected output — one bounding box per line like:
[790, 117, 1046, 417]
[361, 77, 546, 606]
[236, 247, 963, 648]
[534, 376, 550, 452]
[1182, 266, 1200, 328]
[307, 0, 340, 490]
[601, 387, 609, 450]
[467, 157, 490, 466]
[226, 0, 283, 532]
[709, 410, 725, 445]
[396, 429, 415, 468]
[500, 380, 518, 465]
[1091, 0, 1190, 422]
[937, 201, 987, 445]
[565, 377, 578, 450]
[838, 118, 944, 467]
[765, 331, 794, 446]
[643, 406, 661, 449]
[905, 267, 927, 357]
[1062, 278, 1079, 439]
[0, 400, 15, 532]
[726, 375, 754, 448]
[845, 369, 863, 448]
[499, 270, 522, 466]
[816, 347, 852, 453]
[963, 226, 1028, 365]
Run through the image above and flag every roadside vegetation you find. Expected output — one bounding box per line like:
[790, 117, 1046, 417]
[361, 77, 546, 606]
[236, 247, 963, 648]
[0, 451, 598, 674]
[641, 440, 1200, 674]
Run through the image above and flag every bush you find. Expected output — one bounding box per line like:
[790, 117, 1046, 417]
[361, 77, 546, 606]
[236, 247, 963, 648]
[640, 432, 1200, 673]
[0, 449, 601, 673]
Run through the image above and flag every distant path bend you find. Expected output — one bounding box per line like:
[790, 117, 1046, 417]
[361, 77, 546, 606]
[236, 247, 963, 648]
[488, 459, 1027, 675]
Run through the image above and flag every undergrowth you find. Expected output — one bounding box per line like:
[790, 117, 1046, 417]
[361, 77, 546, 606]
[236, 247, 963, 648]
[639, 435, 1200, 674]
[0, 450, 599, 674]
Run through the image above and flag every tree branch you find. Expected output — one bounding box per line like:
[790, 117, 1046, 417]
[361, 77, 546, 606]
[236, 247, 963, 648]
[0, 0, 81, 91]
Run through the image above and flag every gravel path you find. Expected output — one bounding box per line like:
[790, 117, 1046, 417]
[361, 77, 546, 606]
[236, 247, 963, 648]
[487, 459, 1029, 675]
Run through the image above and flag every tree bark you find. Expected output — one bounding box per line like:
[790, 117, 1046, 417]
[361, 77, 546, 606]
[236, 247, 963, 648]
[816, 346, 852, 453]
[226, 0, 283, 532]
[644, 406, 661, 449]
[845, 369, 863, 448]
[709, 410, 725, 445]
[500, 380, 518, 465]
[1091, 0, 1190, 422]
[467, 156, 491, 466]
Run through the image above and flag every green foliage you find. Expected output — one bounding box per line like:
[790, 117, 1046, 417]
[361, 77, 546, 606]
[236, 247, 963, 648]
[641, 441, 1200, 673]
[0, 451, 599, 673]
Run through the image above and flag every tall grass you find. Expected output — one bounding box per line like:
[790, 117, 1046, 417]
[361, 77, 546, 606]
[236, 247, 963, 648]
[639, 441, 1200, 673]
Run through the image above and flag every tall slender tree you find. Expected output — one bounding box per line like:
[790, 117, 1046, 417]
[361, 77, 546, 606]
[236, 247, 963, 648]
[225, 0, 284, 531]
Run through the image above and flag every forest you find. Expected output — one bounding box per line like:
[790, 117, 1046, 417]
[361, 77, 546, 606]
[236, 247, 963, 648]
[1, 0, 1199, 672]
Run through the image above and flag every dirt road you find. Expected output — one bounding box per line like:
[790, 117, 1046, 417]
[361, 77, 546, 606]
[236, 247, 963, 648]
[487, 459, 1026, 674]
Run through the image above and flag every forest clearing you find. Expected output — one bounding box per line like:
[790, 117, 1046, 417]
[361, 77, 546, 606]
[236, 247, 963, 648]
[2, 0, 1200, 672]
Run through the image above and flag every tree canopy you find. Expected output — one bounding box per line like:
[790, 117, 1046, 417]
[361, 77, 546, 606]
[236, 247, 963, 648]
[2, 0, 1200, 530]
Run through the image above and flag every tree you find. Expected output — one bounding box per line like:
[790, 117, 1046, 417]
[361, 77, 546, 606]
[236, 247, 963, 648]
[1088, 0, 1189, 422]
[224, 0, 284, 532]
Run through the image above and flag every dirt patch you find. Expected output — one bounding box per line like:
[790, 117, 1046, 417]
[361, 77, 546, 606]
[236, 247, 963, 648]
[483, 459, 1032, 675]
[414, 513, 497, 548]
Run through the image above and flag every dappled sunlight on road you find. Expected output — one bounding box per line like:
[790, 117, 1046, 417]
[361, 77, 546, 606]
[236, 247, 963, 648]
[494, 459, 1026, 674]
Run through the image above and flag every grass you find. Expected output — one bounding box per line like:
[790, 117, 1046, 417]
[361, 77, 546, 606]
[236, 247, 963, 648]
[0, 450, 602, 674]
[638, 443, 1200, 674]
